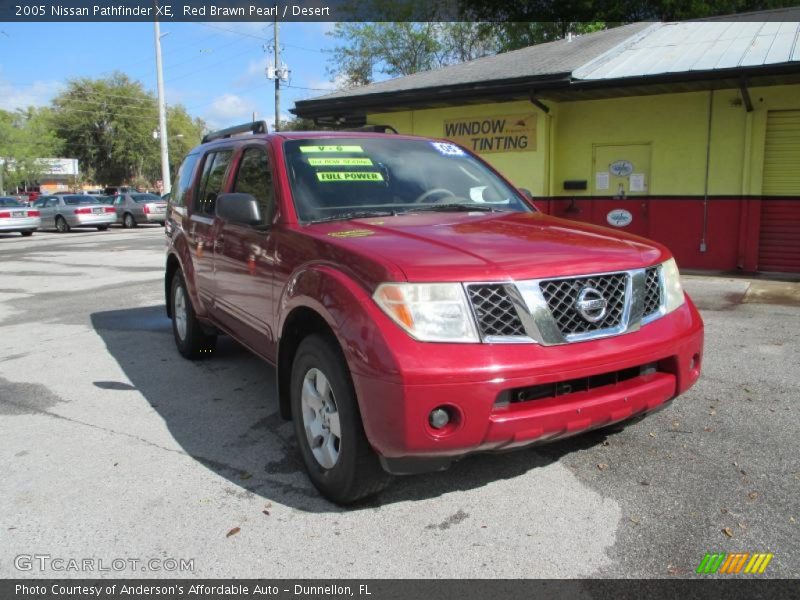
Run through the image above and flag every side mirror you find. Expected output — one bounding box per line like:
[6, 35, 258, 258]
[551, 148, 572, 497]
[519, 188, 533, 200]
[216, 193, 265, 227]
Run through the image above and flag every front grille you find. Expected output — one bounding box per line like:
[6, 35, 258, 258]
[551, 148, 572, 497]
[466, 284, 526, 338]
[539, 273, 627, 336]
[643, 266, 663, 317]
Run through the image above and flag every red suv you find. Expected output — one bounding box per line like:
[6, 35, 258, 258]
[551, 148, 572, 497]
[165, 122, 703, 504]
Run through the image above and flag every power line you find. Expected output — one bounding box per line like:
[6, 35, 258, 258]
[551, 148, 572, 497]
[284, 83, 336, 92]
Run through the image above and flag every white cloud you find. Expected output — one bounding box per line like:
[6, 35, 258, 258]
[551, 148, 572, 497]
[0, 78, 64, 112]
[234, 58, 268, 88]
[202, 93, 259, 129]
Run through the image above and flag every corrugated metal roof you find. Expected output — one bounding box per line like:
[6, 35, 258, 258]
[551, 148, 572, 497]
[574, 20, 800, 80]
[304, 22, 651, 102]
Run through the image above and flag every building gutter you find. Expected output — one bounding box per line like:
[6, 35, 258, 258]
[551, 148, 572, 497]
[293, 63, 800, 122]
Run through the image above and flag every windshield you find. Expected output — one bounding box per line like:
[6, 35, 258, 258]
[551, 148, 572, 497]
[131, 193, 161, 203]
[62, 195, 99, 205]
[284, 138, 532, 223]
[0, 197, 26, 207]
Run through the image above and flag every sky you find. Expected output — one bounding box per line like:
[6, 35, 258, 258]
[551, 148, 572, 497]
[0, 20, 345, 131]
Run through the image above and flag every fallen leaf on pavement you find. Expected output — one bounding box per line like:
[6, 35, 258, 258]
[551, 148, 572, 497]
[649, 432, 656, 438]
[597, 463, 608, 471]
[722, 527, 733, 538]
[262, 510, 270, 516]
[226, 527, 241, 538]
[240, 473, 252, 480]
[629, 516, 641, 524]
[703, 427, 713, 432]
[721, 508, 729, 514]
[748, 491, 759, 501]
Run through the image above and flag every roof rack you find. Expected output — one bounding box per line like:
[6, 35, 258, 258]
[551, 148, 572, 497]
[343, 124, 399, 134]
[202, 120, 268, 144]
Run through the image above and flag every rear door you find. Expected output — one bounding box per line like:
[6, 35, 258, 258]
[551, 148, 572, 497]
[213, 146, 277, 359]
[33, 197, 51, 227]
[189, 148, 233, 307]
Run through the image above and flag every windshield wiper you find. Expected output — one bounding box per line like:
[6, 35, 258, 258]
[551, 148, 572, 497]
[404, 203, 506, 214]
[309, 210, 397, 224]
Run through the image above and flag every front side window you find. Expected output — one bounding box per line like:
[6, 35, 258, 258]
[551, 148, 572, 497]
[171, 153, 200, 208]
[283, 138, 532, 223]
[195, 150, 232, 216]
[232, 148, 273, 225]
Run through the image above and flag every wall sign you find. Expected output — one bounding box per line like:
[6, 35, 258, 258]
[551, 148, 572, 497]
[607, 209, 633, 227]
[443, 113, 536, 154]
[609, 160, 634, 177]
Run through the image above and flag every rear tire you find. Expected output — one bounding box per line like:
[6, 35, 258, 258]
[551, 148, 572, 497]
[291, 334, 392, 504]
[55, 216, 70, 233]
[21, 231, 33, 237]
[96, 225, 109, 231]
[170, 271, 217, 360]
[123, 213, 137, 228]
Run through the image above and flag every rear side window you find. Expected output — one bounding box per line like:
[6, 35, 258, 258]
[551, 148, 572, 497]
[195, 150, 232, 216]
[233, 148, 274, 225]
[171, 153, 200, 208]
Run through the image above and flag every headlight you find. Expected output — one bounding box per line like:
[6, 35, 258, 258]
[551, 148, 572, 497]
[661, 258, 685, 313]
[373, 283, 480, 342]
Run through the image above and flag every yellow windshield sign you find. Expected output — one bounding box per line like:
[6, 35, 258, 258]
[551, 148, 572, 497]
[308, 157, 373, 166]
[317, 172, 384, 182]
[300, 145, 364, 153]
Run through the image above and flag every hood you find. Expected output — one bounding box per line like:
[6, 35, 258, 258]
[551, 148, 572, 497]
[307, 211, 668, 283]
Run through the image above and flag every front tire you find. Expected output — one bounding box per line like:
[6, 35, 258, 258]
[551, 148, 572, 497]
[170, 271, 217, 359]
[21, 231, 33, 237]
[291, 334, 392, 504]
[96, 225, 109, 231]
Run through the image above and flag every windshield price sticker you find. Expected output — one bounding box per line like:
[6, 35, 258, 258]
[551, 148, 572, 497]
[431, 142, 466, 156]
[317, 172, 384, 182]
[300, 145, 364, 153]
[308, 157, 373, 166]
[328, 229, 376, 238]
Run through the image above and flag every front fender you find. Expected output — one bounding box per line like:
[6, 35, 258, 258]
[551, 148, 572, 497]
[278, 264, 403, 383]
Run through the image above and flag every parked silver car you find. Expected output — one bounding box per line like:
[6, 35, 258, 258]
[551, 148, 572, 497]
[113, 192, 167, 227]
[32, 195, 116, 232]
[0, 197, 41, 236]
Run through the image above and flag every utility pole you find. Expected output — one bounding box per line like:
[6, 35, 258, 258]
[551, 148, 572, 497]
[154, 12, 171, 194]
[273, 16, 280, 132]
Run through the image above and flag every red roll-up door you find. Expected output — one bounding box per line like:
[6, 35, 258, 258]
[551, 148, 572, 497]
[759, 111, 800, 273]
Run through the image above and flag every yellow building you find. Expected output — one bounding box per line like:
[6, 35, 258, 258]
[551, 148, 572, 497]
[294, 16, 800, 273]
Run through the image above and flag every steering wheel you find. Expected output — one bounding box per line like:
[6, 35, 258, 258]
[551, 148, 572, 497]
[413, 188, 456, 204]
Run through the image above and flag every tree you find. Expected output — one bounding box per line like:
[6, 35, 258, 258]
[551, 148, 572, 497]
[48, 73, 205, 187]
[0, 107, 63, 192]
[165, 104, 205, 177]
[327, 22, 496, 88]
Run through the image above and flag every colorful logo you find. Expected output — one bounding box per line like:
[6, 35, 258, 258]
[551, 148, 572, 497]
[696, 552, 773, 575]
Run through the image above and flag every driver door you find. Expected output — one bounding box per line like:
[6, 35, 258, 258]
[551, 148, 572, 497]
[213, 146, 277, 361]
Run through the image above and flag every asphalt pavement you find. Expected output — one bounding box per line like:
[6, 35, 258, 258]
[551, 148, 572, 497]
[0, 227, 797, 578]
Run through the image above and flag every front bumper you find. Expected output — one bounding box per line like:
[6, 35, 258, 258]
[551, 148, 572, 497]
[0, 217, 40, 232]
[353, 297, 704, 473]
